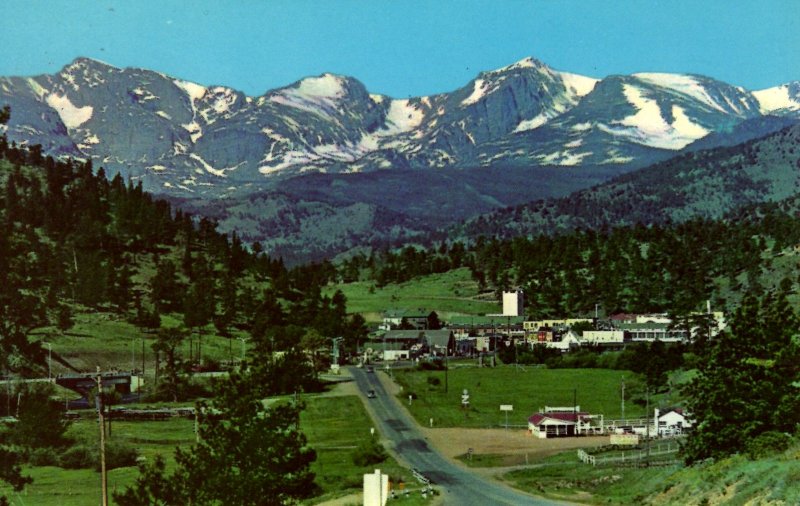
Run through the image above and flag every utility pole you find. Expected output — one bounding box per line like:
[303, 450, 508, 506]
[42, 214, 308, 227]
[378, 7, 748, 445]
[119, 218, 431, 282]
[621, 376, 626, 422]
[96, 367, 108, 506]
[645, 387, 651, 467]
[45, 342, 52, 380]
[444, 341, 449, 393]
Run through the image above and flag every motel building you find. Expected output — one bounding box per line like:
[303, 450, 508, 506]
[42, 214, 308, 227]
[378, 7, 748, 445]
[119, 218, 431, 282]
[527, 406, 603, 438]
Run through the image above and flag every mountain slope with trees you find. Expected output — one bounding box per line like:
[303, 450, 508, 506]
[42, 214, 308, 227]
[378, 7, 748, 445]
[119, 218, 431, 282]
[458, 123, 800, 240]
[0, 107, 369, 504]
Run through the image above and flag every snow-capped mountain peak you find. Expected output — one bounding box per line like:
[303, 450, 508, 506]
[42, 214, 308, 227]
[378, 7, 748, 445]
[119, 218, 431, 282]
[0, 56, 797, 198]
[753, 82, 800, 114]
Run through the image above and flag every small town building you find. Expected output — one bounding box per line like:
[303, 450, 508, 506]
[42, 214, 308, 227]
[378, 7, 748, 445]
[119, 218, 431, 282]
[523, 318, 593, 332]
[617, 322, 687, 342]
[502, 290, 525, 316]
[446, 315, 525, 338]
[543, 329, 581, 352]
[422, 330, 455, 356]
[527, 406, 601, 438]
[581, 330, 627, 345]
[655, 408, 692, 437]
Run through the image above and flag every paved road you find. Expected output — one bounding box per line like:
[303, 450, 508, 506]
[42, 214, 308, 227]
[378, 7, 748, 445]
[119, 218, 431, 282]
[350, 367, 569, 505]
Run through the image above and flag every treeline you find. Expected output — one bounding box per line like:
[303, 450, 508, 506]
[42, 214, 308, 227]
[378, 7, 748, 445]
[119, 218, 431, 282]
[351, 202, 800, 316]
[0, 107, 366, 376]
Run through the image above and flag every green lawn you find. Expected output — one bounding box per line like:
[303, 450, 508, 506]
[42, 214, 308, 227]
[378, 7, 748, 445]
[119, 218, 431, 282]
[29, 311, 252, 377]
[1, 394, 429, 505]
[324, 268, 501, 322]
[500, 443, 800, 505]
[300, 396, 431, 504]
[393, 366, 646, 428]
[501, 450, 681, 504]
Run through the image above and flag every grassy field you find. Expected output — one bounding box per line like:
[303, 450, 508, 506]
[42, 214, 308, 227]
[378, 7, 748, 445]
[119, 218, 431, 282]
[300, 396, 432, 504]
[499, 442, 800, 505]
[392, 365, 647, 428]
[501, 449, 682, 504]
[0, 417, 196, 506]
[29, 310, 252, 377]
[324, 268, 501, 322]
[0, 393, 430, 506]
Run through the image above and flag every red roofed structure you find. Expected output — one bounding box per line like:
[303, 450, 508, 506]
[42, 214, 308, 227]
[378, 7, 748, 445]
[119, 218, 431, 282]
[527, 406, 603, 438]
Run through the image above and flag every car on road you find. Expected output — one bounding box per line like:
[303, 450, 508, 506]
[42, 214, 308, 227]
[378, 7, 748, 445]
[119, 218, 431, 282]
[367, 389, 376, 398]
[366, 366, 374, 373]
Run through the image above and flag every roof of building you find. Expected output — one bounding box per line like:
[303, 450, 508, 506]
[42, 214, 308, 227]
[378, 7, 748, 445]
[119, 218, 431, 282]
[528, 411, 590, 425]
[383, 330, 424, 341]
[615, 322, 673, 330]
[423, 330, 454, 348]
[446, 315, 525, 326]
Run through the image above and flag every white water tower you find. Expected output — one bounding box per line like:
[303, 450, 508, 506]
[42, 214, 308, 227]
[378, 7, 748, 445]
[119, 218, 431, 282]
[502, 290, 524, 317]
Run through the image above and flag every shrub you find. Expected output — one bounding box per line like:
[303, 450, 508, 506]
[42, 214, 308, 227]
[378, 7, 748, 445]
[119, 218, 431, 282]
[58, 441, 139, 471]
[352, 436, 388, 467]
[59, 444, 94, 469]
[745, 431, 792, 459]
[426, 376, 441, 386]
[418, 360, 445, 371]
[102, 441, 139, 471]
[28, 447, 59, 466]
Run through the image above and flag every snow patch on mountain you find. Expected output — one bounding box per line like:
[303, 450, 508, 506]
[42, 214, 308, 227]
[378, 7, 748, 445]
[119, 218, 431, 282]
[381, 99, 425, 134]
[174, 79, 207, 102]
[602, 84, 709, 150]
[671, 105, 710, 139]
[26, 78, 48, 100]
[45, 93, 93, 129]
[633, 73, 726, 113]
[189, 153, 227, 177]
[462, 79, 490, 106]
[559, 72, 598, 98]
[538, 150, 593, 166]
[269, 74, 348, 115]
[753, 85, 800, 113]
[496, 57, 539, 73]
[514, 113, 550, 133]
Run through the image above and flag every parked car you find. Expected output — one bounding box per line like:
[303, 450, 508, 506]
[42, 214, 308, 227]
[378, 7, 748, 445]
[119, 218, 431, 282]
[366, 366, 374, 373]
[367, 390, 376, 398]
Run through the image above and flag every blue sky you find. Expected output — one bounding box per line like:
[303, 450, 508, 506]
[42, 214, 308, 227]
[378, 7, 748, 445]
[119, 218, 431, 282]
[2, 0, 798, 97]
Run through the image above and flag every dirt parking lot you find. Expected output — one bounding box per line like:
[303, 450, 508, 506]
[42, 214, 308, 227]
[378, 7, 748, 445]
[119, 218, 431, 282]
[420, 426, 607, 464]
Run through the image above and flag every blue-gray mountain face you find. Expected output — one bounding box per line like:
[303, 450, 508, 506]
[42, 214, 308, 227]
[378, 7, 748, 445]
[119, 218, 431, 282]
[1, 57, 798, 261]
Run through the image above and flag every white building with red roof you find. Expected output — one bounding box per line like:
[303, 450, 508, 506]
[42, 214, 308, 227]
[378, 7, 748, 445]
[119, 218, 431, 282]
[527, 406, 603, 438]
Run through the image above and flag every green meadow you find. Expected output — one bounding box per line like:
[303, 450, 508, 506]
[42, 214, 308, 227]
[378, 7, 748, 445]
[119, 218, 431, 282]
[1, 394, 429, 506]
[392, 365, 647, 428]
[324, 267, 501, 322]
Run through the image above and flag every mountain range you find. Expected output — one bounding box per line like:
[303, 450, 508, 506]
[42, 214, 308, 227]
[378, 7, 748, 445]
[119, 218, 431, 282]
[1, 57, 799, 262]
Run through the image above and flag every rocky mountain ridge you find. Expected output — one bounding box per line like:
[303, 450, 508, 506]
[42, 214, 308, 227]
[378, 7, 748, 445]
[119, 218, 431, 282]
[2, 56, 798, 198]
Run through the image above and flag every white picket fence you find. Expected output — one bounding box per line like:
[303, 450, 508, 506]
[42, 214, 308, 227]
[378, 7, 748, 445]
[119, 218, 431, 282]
[577, 442, 680, 467]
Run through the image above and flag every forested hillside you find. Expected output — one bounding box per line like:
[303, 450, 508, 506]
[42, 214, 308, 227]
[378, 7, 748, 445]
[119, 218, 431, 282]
[459, 123, 800, 240]
[343, 195, 800, 317]
[0, 106, 366, 377]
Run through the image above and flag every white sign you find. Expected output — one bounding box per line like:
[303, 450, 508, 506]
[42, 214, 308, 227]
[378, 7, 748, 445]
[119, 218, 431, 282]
[363, 469, 389, 506]
[500, 404, 513, 411]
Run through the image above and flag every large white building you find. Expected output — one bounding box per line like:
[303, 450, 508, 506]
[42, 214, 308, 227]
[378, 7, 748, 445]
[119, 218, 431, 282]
[502, 290, 524, 317]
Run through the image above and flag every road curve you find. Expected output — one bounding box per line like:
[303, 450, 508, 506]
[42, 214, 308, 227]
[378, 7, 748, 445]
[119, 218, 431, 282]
[349, 366, 570, 505]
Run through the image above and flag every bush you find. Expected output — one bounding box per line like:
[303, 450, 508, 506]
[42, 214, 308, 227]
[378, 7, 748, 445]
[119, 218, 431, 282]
[59, 444, 94, 469]
[418, 360, 445, 371]
[28, 447, 59, 466]
[745, 431, 793, 459]
[352, 436, 388, 467]
[58, 441, 139, 471]
[103, 441, 139, 471]
[426, 376, 441, 386]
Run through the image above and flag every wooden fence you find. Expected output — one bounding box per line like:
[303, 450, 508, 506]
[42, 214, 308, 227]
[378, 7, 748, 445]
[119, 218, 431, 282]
[577, 442, 680, 467]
